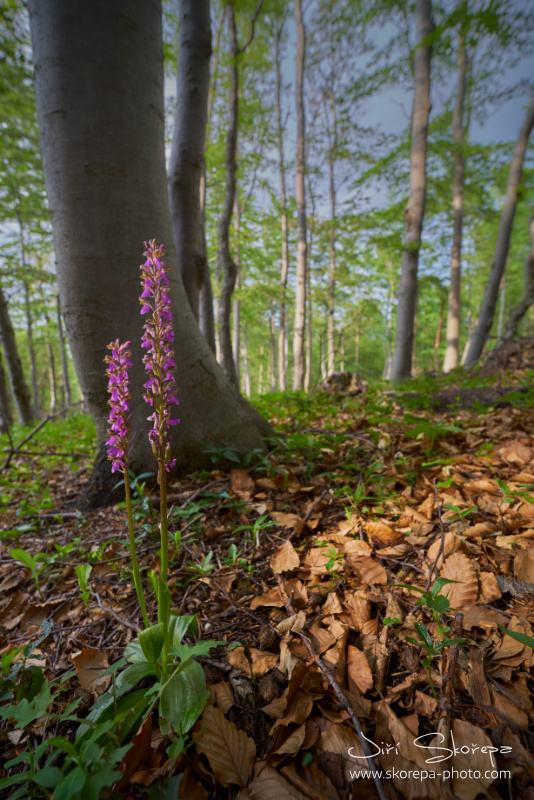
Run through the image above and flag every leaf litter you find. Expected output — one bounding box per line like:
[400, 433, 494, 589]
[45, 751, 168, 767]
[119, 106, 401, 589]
[1, 382, 534, 799]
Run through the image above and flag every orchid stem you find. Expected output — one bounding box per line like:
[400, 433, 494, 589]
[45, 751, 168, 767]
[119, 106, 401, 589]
[124, 468, 150, 629]
[159, 451, 170, 672]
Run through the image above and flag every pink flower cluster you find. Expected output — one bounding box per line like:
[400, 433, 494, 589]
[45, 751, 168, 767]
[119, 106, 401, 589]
[105, 339, 133, 473]
[140, 240, 179, 471]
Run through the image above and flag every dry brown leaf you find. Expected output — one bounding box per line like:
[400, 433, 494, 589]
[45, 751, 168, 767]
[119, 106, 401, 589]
[70, 647, 110, 696]
[514, 546, 534, 583]
[308, 626, 337, 654]
[246, 765, 309, 800]
[283, 578, 308, 605]
[212, 681, 235, 714]
[322, 592, 343, 615]
[276, 611, 306, 636]
[461, 605, 509, 630]
[302, 547, 338, 575]
[439, 552, 479, 608]
[478, 571, 501, 603]
[250, 587, 285, 610]
[348, 555, 387, 585]
[414, 689, 437, 717]
[270, 540, 300, 573]
[227, 647, 278, 677]
[450, 719, 501, 800]
[195, 705, 255, 787]
[273, 723, 306, 755]
[343, 593, 370, 630]
[270, 512, 305, 536]
[230, 469, 255, 500]
[347, 646, 373, 694]
[366, 521, 401, 545]
[498, 439, 531, 465]
[426, 531, 461, 569]
[463, 520, 498, 539]
[272, 690, 313, 730]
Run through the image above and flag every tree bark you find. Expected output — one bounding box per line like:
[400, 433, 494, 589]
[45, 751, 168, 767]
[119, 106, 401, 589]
[29, 0, 271, 504]
[56, 296, 71, 407]
[465, 86, 534, 365]
[390, 0, 433, 382]
[0, 283, 34, 425]
[168, 0, 215, 353]
[275, 24, 290, 392]
[293, 0, 307, 390]
[443, 31, 468, 373]
[502, 216, 534, 341]
[327, 152, 336, 377]
[232, 191, 241, 388]
[0, 347, 14, 430]
[217, 3, 239, 385]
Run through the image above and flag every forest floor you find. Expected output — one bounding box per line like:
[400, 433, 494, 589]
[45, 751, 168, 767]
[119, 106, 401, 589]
[1, 350, 534, 799]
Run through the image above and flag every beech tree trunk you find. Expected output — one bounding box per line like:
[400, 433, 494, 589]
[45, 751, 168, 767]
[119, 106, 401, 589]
[232, 192, 241, 388]
[29, 0, 271, 504]
[327, 153, 336, 377]
[168, 0, 215, 352]
[0, 283, 34, 425]
[502, 216, 534, 341]
[293, 0, 307, 390]
[0, 348, 14, 430]
[275, 24, 290, 392]
[465, 86, 534, 365]
[443, 31, 468, 373]
[56, 296, 71, 407]
[390, 0, 433, 382]
[217, 3, 239, 385]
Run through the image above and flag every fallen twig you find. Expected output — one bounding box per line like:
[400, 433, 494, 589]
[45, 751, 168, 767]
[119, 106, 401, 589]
[425, 478, 446, 591]
[92, 592, 141, 632]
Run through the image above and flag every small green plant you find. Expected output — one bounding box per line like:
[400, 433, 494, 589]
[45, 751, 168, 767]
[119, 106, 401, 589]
[203, 443, 241, 466]
[75, 564, 92, 612]
[9, 547, 51, 600]
[186, 551, 215, 580]
[395, 578, 466, 701]
[495, 477, 534, 505]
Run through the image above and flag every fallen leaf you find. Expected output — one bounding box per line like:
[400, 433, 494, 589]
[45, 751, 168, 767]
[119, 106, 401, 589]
[227, 647, 278, 678]
[70, 647, 110, 696]
[195, 705, 255, 788]
[347, 646, 373, 694]
[440, 552, 479, 608]
[270, 540, 300, 573]
[231, 469, 255, 500]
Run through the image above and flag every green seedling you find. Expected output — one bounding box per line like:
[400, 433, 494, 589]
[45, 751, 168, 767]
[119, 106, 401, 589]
[75, 564, 92, 612]
[395, 578, 466, 700]
[9, 548, 51, 600]
[203, 443, 241, 466]
[495, 477, 534, 505]
[186, 551, 215, 581]
[54, 537, 81, 558]
[232, 514, 276, 549]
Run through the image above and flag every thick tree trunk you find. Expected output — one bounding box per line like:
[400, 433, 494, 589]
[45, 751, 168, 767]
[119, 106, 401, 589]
[168, 0, 215, 352]
[502, 216, 534, 341]
[56, 296, 71, 407]
[29, 0, 271, 504]
[390, 0, 433, 382]
[0, 348, 14, 430]
[293, 0, 307, 390]
[275, 25, 290, 392]
[0, 284, 34, 425]
[465, 86, 534, 365]
[443, 32, 468, 373]
[217, 3, 239, 385]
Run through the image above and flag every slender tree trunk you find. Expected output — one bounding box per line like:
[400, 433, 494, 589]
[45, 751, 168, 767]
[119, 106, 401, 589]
[168, 0, 215, 352]
[232, 192, 241, 388]
[29, 0, 271, 504]
[497, 277, 506, 341]
[56, 296, 71, 407]
[327, 154, 336, 377]
[390, 0, 434, 382]
[502, 215, 534, 340]
[275, 25, 290, 392]
[242, 327, 251, 398]
[304, 180, 315, 393]
[0, 347, 14, 430]
[269, 302, 277, 391]
[434, 294, 445, 371]
[443, 31, 468, 373]
[411, 282, 419, 376]
[465, 86, 534, 365]
[383, 265, 394, 379]
[293, 0, 307, 390]
[217, 3, 239, 385]
[0, 284, 34, 425]
[355, 326, 360, 374]
[258, 346, 264, 395]
[339, 329, 344, 372]
[22, 279, 39, 416]
[320, 332, 326, 380]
